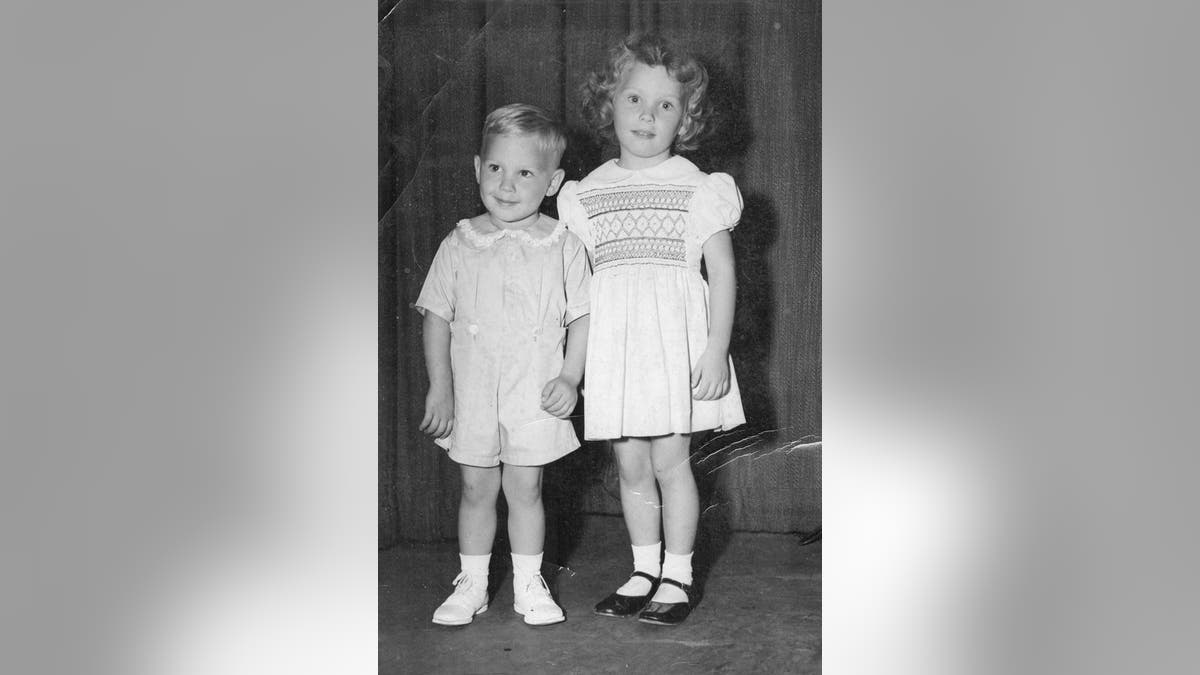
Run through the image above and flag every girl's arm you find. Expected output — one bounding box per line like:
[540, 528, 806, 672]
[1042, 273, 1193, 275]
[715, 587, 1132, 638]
[692, 230, 736, 401]
[419, 312, 454, 438]
[542, 315, 590, 418]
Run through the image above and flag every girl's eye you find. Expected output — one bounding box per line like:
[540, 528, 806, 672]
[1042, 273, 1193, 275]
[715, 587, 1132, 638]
[661, 101, 673, 110]
[519, 170, 533, 177]
[628, 95, 639, 103]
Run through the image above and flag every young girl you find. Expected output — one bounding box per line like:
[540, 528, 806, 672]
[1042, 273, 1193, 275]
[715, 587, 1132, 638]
[416, 104, 591, 627]
[557, 34, 745, 626]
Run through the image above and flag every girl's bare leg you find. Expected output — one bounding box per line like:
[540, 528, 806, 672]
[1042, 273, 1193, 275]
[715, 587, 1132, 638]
[612, 437, 662, 547]
[649, 433, 697, 603]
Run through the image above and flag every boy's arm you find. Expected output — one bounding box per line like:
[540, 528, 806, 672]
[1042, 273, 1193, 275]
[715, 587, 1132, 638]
[692, 230, 736, 400]
[541, 315, 589, 418]
[419, 311, 454, 438]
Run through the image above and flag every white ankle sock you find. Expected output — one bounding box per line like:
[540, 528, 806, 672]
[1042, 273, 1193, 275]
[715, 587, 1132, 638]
[460, 553, 490, 579]
[616, 542, 661, 596]
[653, 550, 692, 603]
[510, 552, 543, 580]
[661, 550, 693, 585]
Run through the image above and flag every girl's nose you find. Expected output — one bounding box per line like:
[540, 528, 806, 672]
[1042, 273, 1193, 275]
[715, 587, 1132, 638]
[638, 104, 654, 121]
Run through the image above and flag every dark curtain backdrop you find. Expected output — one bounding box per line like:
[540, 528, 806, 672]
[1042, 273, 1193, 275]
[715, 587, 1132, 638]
[380, 0, 820, 548]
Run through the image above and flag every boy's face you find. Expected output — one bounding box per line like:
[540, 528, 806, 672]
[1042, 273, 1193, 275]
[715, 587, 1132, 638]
[612, 62, 685, 170]
[474, 133, 564, 230]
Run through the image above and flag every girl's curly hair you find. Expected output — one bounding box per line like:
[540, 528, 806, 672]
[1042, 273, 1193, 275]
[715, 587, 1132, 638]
[579, 33, 711, 153]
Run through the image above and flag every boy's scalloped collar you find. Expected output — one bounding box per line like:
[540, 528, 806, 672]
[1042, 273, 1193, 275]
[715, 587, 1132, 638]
[455, 217, 565, 249]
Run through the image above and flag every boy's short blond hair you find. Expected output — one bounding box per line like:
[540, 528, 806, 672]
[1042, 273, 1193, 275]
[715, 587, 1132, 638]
[480, 103, 567, 165]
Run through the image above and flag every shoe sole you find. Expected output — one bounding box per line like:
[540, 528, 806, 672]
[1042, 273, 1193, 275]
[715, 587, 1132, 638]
[637, 616, 683, 626]
[431, 603, 488, 626]
[593, 608, 636, 618]
[513, 606, 565, 626]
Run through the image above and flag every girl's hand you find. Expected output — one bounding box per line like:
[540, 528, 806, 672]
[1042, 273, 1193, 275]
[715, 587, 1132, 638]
[691, 350, 731, 401]
[541, 376, 579, 419]
[419, 387, 454, 439]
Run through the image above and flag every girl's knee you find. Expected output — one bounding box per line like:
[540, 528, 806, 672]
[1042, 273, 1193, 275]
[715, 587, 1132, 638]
[652, 456, 693, 482]
[614, 456, 654, 485]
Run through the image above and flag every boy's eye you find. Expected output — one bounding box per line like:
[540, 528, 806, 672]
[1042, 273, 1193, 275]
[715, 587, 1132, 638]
[519, 170, 533, 177]
[628, 95, 639, 103]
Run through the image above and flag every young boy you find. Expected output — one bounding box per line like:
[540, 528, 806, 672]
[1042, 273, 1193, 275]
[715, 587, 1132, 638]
[415, 103, 590, 626]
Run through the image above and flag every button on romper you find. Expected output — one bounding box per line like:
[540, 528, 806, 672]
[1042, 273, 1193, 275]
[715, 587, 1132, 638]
[415, 218, 591, 467]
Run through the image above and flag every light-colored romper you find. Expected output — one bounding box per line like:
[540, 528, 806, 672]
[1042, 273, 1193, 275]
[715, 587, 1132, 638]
[557, 155, 746, 440]
[415, 218, 591, 467]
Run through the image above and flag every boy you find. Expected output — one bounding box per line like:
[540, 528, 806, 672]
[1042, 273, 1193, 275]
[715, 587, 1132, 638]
[415, 104, 590, 626]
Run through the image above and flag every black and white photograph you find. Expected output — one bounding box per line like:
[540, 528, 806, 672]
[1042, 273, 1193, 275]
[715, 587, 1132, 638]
[379, 1, 821, 672]
[10, 2, 1200, 673]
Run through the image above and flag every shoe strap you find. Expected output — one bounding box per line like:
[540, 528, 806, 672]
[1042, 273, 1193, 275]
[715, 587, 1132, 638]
[630, 570, 659, 584]
[658, 577, 692, 595]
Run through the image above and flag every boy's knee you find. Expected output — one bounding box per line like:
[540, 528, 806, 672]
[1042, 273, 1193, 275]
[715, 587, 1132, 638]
[461, 473, 500, 504]
[501, 467, 543, 506]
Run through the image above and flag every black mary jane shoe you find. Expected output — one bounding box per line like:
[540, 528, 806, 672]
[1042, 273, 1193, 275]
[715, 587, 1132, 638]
[593, 571, 659, 617]
[637, 578, 694, 626]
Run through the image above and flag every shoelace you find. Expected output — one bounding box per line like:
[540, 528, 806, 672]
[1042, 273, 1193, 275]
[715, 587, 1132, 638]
[449, 571, 481, 594]
[519, 574, 551, 596]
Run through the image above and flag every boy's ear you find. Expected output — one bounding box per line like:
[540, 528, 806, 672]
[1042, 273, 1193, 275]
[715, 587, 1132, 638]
[473, 155, 482, 184]
[545, 168, 566, 197]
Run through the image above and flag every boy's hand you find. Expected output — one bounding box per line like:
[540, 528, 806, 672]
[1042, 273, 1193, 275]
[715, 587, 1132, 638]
[541, 376, 579, 419]
[690, 350, 731, 401]
[419, 387, 454, 439]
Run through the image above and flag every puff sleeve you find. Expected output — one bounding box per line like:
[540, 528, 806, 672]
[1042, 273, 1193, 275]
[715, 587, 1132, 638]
[561, 230, 591, 325]
[690, 172, 743, 246]
[413, 232, 457, 323]
[556, 180, 594, 254]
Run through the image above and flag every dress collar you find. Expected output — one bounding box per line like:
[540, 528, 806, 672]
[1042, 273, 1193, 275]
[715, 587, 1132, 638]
[590, 155, 698, 183]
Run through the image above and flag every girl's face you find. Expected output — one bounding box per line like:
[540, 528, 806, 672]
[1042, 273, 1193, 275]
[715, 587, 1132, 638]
[611, 62, 685, 170]
[474, 133, 564, 231]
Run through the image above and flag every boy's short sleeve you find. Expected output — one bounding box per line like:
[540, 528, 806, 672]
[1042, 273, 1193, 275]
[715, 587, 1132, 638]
[690, 172, 744, 246]
[413, 233, 456, 323]
[561, 231, 591, 325]
[556, 181, 593, 253]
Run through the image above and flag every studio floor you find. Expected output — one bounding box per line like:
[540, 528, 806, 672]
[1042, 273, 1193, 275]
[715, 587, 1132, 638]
[379, 514, 821, 674]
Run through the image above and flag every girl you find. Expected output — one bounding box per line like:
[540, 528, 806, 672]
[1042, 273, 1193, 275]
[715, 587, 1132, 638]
[557, 33, 745, 626]
[416, 104, 591, 627]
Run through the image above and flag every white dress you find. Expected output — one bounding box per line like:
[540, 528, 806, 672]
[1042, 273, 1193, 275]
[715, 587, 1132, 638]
[557, 155, 746, 440]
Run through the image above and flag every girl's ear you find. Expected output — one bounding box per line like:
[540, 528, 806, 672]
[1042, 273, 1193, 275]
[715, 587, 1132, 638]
[545, 168, 566, 197]
[473, 155, 482, 184]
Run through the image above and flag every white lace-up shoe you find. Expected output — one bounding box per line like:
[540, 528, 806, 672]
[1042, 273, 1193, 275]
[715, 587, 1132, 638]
[431, 572, 488, 626]
[512, 574, 565, 626]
